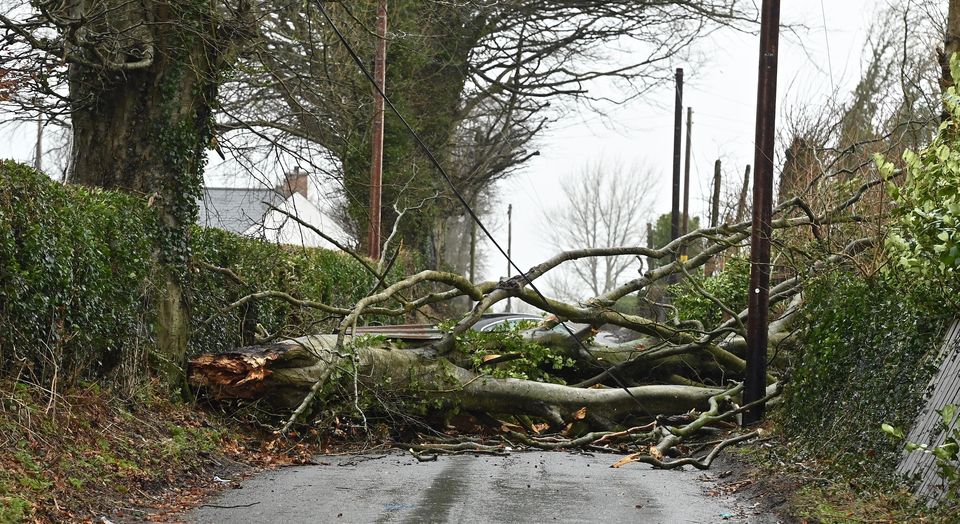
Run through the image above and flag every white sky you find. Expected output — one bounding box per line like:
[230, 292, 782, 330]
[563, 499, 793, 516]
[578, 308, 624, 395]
[0, 0, 894, 290]
[488, 0, 879, 283]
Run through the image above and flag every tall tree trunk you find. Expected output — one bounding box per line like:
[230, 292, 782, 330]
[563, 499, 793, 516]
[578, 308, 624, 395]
[67, 1, 236, 392]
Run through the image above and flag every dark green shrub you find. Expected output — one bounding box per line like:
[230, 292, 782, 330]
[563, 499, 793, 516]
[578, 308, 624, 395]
[188, 227, 390, 354]
[0, 160, 412, 390]
[780, 271, 948, 478]
[0, 161, 160, 388]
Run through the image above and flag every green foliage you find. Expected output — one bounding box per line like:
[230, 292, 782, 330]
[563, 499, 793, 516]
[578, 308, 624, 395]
[672, 257, 750, 327]
[780, 271, 946, 479]
[155, 118, 205, 271]
[0, 496, 29, 523]
[882, 57, 960, 288]
[450, 321, 575, 382]
[188, 227, 403, 355]
[0, 161, 161, 387]
[0, 160, 404, 388]
[884, 404, 960, 501]
[648, 212, 702, 269]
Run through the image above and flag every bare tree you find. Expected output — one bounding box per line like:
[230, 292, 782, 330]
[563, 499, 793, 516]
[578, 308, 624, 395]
[765, 1, 944, 283]
[543, 162, 657, 298]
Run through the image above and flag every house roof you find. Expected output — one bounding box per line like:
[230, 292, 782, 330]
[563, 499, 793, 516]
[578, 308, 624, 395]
[242, 192, 348, 249]
[197, 187, 284, 234]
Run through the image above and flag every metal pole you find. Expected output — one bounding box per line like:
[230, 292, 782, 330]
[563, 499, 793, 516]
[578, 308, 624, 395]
[682, 107, 693, 241]
[505, 203, 513, 312]
[744, 0, 781, 426]
[671, 68, 683, 244]
[367, 0, 387, 260]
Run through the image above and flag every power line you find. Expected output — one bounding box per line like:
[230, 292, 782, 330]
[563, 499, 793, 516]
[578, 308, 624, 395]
[316, 2, 511, 277]
[820, 0, 835, 91]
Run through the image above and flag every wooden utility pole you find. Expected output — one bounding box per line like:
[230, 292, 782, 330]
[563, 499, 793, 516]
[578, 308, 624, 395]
[682, 107, 693, 240]
[33, 114, 42, 171]
[735, 165, 751, 223]
[671, 68, 683, 244]
[705, 159, 722, 275]
[505, 204, 513, 312]
[469, 218, 477, 283]
[744, 0, 780, 426]
[711, 160, 722, 229]
[367, 0, 387, 260]
[646, 222, 655, 272]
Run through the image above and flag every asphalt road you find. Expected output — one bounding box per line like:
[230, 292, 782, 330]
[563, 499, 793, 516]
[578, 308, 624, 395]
[190, 450, 773, 523]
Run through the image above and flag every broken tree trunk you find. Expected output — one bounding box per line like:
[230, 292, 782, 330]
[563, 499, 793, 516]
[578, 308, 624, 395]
[189, 335, 725, 426]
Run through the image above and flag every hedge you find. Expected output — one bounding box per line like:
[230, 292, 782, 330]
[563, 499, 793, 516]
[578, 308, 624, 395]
[0, 161, 401, 391]
[0, 161, 160, 388]
[779, 271, 950, 480]
[188, 227, 398, 355]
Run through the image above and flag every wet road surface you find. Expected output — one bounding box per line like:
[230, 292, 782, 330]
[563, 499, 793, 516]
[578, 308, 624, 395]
[191, 450, 773, 523]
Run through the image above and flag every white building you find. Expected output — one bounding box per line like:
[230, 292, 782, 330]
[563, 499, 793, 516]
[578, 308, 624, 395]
[197, 170, 349, 250]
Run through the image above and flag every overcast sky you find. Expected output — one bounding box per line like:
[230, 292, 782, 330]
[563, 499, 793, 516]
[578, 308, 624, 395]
[0, 0, 905, 292]
[488, 0, 880, 287]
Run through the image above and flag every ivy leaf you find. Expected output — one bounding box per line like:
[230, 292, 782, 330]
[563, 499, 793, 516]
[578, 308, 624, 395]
[881, 423, 904, 440]
[933, 442, 959, 462]
[941, 404, 958, 429]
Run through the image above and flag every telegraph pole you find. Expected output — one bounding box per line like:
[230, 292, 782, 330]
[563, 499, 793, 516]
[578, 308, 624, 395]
[705, 159, 722, 276]
[646, 222, 655, 272]
[682, 107, 693, 240]
[671, 68, 683, 244]
[505, 203, 513, 312]
[34, 114, 42, 171]
[711, 160, 722, 229]
[469, 219, 477, 283]
[744, 0, 781, 426]
[367, 0, 387, 260]
[735, 165, 751, 223]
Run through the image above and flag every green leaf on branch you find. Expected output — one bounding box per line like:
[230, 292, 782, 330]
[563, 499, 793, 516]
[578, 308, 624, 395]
[882, 423, 904, 440]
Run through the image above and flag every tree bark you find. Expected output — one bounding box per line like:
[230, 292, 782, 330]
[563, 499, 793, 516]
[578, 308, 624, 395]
[942, 0, 960, 119]
[189, 335, 724, 425]
[66, 1, 247, 391]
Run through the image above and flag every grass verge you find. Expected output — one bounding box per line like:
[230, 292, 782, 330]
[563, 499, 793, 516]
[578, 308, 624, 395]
[725, 429, 958, 523]
[0, 380, 316, 523]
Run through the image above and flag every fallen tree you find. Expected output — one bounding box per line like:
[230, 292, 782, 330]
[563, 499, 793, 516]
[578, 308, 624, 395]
[188, 186, 883, 467]
[190, 334, 728, 424]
